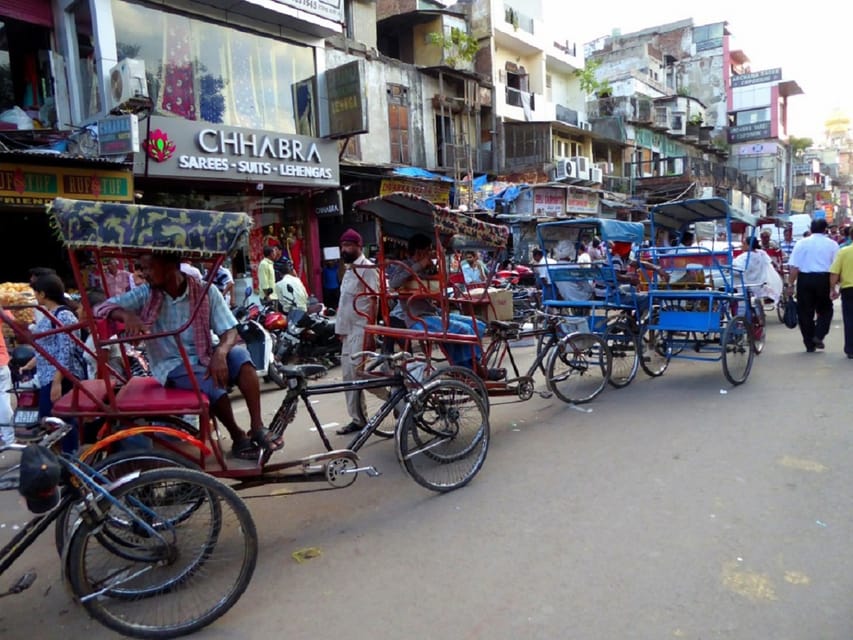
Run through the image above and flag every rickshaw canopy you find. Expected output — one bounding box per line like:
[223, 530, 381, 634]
[47, 198, 253, 256]
[353, 192, 509, 248]
[649, 197, 758, 231]
[537, 218, 645, 245]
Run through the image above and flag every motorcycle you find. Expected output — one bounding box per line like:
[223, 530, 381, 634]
[274, 285, 341, 368]
[233, 286, 284, 387]
[7, 345, 41, 441]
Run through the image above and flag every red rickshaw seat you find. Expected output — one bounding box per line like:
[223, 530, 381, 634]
[115, 376, 208, 414]
[53, 378, 109, 415]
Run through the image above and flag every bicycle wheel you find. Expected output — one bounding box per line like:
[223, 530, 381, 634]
[396, 379, 489, 492]
[546, 333, 610, 404]
[65, 467, 257, 639]
[55, 449, 199, 556]
[638, 309, 671, 377]
[602, 321, 639, 388]
[535, 333, 557, 375]
[722, 315, 754, 385]
[751, 301, 766, 355]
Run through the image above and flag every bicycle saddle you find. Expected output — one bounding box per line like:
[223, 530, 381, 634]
[279, 363, 327, 379]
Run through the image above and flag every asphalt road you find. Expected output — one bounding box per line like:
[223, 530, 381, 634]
[0, 310, 851, 640]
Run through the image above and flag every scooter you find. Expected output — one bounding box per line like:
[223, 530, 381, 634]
[233, 286, 285, 388]
[275, 285, 341, 368]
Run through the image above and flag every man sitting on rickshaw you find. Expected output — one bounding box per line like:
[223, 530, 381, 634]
[96, 252, 283, 459]
[387, 233, 488, 372]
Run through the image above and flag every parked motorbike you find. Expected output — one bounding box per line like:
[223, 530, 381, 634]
[275, 285, 341, 368]
[7, 345, 40, 441]
[233, 286, 284, 387]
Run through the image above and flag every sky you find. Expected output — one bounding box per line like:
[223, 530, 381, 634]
[563, 2, 850, 142]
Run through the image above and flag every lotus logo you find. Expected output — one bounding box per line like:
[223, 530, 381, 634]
[143, 129, 175, 162]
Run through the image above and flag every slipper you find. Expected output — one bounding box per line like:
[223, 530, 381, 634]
[231, 437, 259, 460]
[335, 421, 362, 435]
[251, 427, 284, 451]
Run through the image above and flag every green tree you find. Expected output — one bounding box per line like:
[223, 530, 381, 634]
[574, 58, 610, 97]
[427, 27, 480, 69]
[788, 136, 813, 159]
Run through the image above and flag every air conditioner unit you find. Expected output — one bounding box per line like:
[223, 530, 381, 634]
[589, 167, 603, 183]
[109, 58, 148, 108]
[553, 157, 576, 181]
[578, 120, 592, 131]
[595, 161, 613, 175]
[570, 156, 590, 180]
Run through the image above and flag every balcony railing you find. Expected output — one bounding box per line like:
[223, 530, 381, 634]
[553, 40, 577, 56]
[506, 87, 535, 111]
[504, 5, 534, 34]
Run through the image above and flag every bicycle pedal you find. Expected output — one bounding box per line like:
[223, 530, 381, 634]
[538, 390, 553, 399]
[0, 571, 36, 599]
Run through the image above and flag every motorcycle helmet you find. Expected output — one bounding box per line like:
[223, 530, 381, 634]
[264, 311, 288, 331]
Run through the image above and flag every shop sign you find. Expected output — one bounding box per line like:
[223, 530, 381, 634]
[566, 189, 599, 215]
[271, 0, 343, 24]
[728, 121, 772, 143]
[737, 142, 777, 156]
[380, 178, 450, 207]
[515, 187, 564, 216]
[312, 189, 343, 218]
[0, 163, 133, 205]
[790, 198, 806, 213]
[321, 60, 369, 139]
[98, 114, 140, 155]
[136, 116, 339, 187]
[731, 68, 782, 88]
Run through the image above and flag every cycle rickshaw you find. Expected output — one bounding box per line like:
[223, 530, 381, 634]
[535, 217, 656, 387]
[639, 197, 760, 384]
[355, 193, 611, 407]
[1, 198, 489, 494]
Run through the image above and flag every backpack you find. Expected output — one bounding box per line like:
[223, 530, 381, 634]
[782, 296, 798, 330]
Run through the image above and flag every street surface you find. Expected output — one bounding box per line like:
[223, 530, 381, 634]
[0, 309, 851, 639]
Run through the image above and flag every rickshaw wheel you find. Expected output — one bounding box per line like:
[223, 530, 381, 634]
[54, 448, 200, 556]
[722, 315, 755, 385]
[639, 310, 671, 377]
[546, 333, 610, 404]
[602, 321, 640, 388]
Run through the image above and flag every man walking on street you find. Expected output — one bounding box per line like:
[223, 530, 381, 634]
[829, 240, 853, 358]
[335, 229, 379, 435]
[787, 218, 839, 352]
[258, 246, 278, 304]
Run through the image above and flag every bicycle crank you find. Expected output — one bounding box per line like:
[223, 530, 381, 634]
[325, 457, 381, 488]
[0, 571, 36, 599]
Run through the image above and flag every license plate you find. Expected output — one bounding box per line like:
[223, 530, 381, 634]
[14, 410, 39, 426]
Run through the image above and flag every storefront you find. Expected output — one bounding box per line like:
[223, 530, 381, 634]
[134, 116, 340, 295]
[0, 153, 134, 283]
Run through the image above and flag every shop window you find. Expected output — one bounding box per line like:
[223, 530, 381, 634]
[69, 1, 99, 120]
[110, 0, 315, 131]
[0, 18, 54, 126]
[387, 83, 409, 164]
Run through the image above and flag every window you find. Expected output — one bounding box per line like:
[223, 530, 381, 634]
[110, 0, 315, 130]
[734, 107, 771, 126]
[70, 2, 99, 120]
[387, 83, 409, 164]
[0, 18, 54, 121]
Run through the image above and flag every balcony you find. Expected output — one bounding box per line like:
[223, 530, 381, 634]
[587, 95, 654, 122]
[546, 39, 582, 73]
[494, 4, 543, 56]
[627, 156, 777, 200]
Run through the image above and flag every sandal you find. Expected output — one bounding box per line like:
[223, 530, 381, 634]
[251, 427, 284, 451]
[231, 437, 259, 460]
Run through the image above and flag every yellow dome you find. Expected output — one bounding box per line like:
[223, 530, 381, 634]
[825, 110, 850, 133]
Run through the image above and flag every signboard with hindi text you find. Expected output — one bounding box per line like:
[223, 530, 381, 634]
[379, 178, 450, 207]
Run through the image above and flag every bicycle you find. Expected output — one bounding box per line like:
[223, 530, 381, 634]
[0, 419, 258, 639]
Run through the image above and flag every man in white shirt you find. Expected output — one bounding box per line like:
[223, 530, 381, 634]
[531, 248, 556, 300]
[787, 218, 839, 352]
[274, 258, 309, 313]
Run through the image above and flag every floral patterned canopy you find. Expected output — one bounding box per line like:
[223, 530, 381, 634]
[47, 198, 252, 256]
[354, 192, 509, 248]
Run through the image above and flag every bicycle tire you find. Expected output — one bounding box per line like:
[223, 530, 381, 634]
[65, 467, 257, 639]
[751, 300, 766, 355]
[722, 315, 754, 385]
[638, 309, 671, 377]
[602, 321, 639, 388]
[396, 379, 489, 493]
[546, 333, 611, 404]
[535, 333, 556, 376]
[55, 449, 200, 556]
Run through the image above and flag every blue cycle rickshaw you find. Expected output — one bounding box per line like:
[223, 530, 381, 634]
[640, 197, 759, 385]
[535, 218, 651, 388]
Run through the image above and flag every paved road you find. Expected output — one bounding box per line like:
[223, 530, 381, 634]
[1, 311, 851, 639]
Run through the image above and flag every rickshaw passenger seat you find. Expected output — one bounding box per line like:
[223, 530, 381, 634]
[52, 379, 109, 415]
[115, 376, 208, 413]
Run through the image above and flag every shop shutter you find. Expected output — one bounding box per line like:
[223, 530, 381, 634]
[0, 0, 53, 27]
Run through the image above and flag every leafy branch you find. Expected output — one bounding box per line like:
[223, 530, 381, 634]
[427, 27, 480, 69]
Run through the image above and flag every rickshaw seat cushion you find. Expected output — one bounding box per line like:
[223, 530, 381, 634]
[115, 376, 208, 413]
[52, 379, 109, 415]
